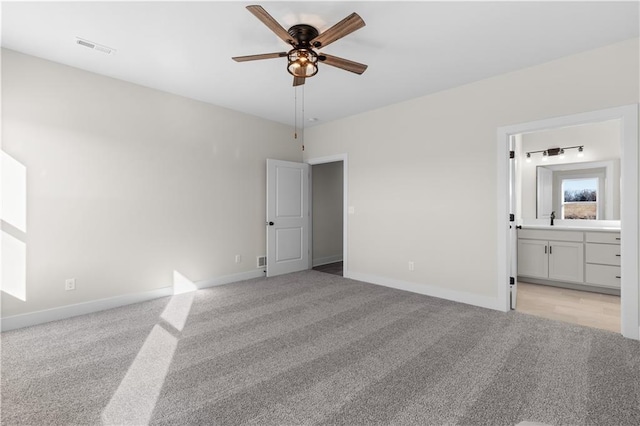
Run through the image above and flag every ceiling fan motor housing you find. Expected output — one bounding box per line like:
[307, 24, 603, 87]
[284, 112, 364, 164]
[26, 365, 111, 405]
[286, 24, 320, 78]
[287, 24, 319, 47]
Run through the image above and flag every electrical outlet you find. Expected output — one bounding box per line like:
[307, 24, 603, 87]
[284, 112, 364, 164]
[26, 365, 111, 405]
[408, 261, 414, 271]
[235, 254, 242, 264]
[65, 278, 76, 291]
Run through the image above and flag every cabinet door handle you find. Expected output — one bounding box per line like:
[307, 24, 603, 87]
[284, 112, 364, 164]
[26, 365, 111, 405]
[549, 245, 552, 255]
[615, 237, 621, 240]
[544, 246, 547, 254]
[615, 254, 621, 257]
[616, 276, 621, 279]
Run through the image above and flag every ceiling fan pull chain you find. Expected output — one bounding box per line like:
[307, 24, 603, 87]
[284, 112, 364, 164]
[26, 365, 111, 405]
[294, 86, 298, 140]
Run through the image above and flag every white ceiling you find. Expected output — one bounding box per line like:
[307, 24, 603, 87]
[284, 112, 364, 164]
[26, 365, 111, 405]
[2, 1, 638, 127]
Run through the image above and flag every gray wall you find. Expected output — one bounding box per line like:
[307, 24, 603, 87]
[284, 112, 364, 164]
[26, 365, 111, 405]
[1, 49, 301, 317]
[303, 38, 639, 307]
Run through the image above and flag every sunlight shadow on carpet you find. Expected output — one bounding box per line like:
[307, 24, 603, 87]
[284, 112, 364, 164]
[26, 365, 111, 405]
[100, 271, 196, 424]
[100, 324, 177, 425]
[161, 290, 195, 332]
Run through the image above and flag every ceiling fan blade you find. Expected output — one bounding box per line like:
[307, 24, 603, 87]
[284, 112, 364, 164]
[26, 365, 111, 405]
[232, 52, 287, 62]
[311, 13, 365, 48]
[246, 5, 293, 45]
[293, 76, 306, 86]
[319, 54, 368, 75]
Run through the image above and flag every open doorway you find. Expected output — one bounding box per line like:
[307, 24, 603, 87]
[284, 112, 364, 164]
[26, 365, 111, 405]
[498, 105, 639, 340]
[513, 119, 621, 333]
[513, 120, 621, 332]
[310, 161, 344, 276]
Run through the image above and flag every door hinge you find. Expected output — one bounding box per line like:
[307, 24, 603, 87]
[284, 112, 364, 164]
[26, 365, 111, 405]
[509, 213, 515, 222]
[510, 276, 515, 285]
[509, 150, 515, 159]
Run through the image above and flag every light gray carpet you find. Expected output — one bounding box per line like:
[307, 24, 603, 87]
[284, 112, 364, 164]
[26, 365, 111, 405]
[1, 270, 639, 425]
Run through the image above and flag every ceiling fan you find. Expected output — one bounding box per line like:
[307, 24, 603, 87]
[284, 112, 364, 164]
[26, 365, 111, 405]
[232, 5, 368, 86]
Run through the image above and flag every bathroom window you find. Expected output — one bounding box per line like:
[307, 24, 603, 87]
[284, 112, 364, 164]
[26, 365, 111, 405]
[561, 177, 598, 219]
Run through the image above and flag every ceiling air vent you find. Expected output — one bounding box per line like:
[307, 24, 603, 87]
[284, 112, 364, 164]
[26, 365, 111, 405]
[76, 37, 116, 55]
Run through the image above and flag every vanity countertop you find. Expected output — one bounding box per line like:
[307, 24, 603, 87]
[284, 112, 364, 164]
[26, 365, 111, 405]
[520, 225, 621, 232]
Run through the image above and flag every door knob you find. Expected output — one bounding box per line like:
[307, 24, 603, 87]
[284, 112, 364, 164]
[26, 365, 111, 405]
[267, 221, 274, 226]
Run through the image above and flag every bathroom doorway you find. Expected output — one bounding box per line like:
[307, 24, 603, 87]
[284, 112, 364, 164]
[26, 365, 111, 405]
[497, 105, 639, 339]
[513, 119, 622, 332]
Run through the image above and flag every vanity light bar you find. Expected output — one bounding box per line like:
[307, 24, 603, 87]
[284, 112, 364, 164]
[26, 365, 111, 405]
[525, 145, 584, 158]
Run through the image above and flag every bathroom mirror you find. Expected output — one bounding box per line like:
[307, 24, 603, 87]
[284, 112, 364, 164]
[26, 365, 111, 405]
[536, 160, 620, 220]
[517, 118, 621, 223]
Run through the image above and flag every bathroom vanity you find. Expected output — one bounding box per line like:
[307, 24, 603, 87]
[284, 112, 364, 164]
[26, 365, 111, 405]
[517, 226, 620, 294]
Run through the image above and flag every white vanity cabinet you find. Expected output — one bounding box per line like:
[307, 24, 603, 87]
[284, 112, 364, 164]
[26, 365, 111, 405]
[517, 229, 584, 283]
[517, 239, 549, 279]
[585, 232, 621, 289]
[548, 241, 585, 282]
[517, 228, 621, 292]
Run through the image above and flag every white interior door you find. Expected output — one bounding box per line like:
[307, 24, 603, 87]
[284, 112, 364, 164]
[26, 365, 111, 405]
[509, 136, 518, 309]
[266, 159, 310, 277]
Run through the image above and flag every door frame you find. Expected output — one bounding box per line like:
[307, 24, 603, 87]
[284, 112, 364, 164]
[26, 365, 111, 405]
[497, 104, 639, 340]
[306, 154, 349, 278]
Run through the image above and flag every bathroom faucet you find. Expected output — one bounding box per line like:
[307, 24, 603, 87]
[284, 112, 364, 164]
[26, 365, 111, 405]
[550, 211, 555, 226]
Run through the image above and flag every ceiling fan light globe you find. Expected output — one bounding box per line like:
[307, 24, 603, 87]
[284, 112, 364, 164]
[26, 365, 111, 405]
[288, 63, 317, 77]
[287, 48, 318, 78]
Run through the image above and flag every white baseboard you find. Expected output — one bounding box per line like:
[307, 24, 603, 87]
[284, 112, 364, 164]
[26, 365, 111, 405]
[312, 255, 343, 267]
[0, 287, 174, 332]
[2, 269, 500, 332]
[1, 269, 266, 332]
[347, 271, 502, 311]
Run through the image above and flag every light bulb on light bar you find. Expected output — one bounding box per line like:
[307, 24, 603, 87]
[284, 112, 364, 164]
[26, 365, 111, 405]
[526, 153, 532, 163]
[577, 146, 584, 158]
